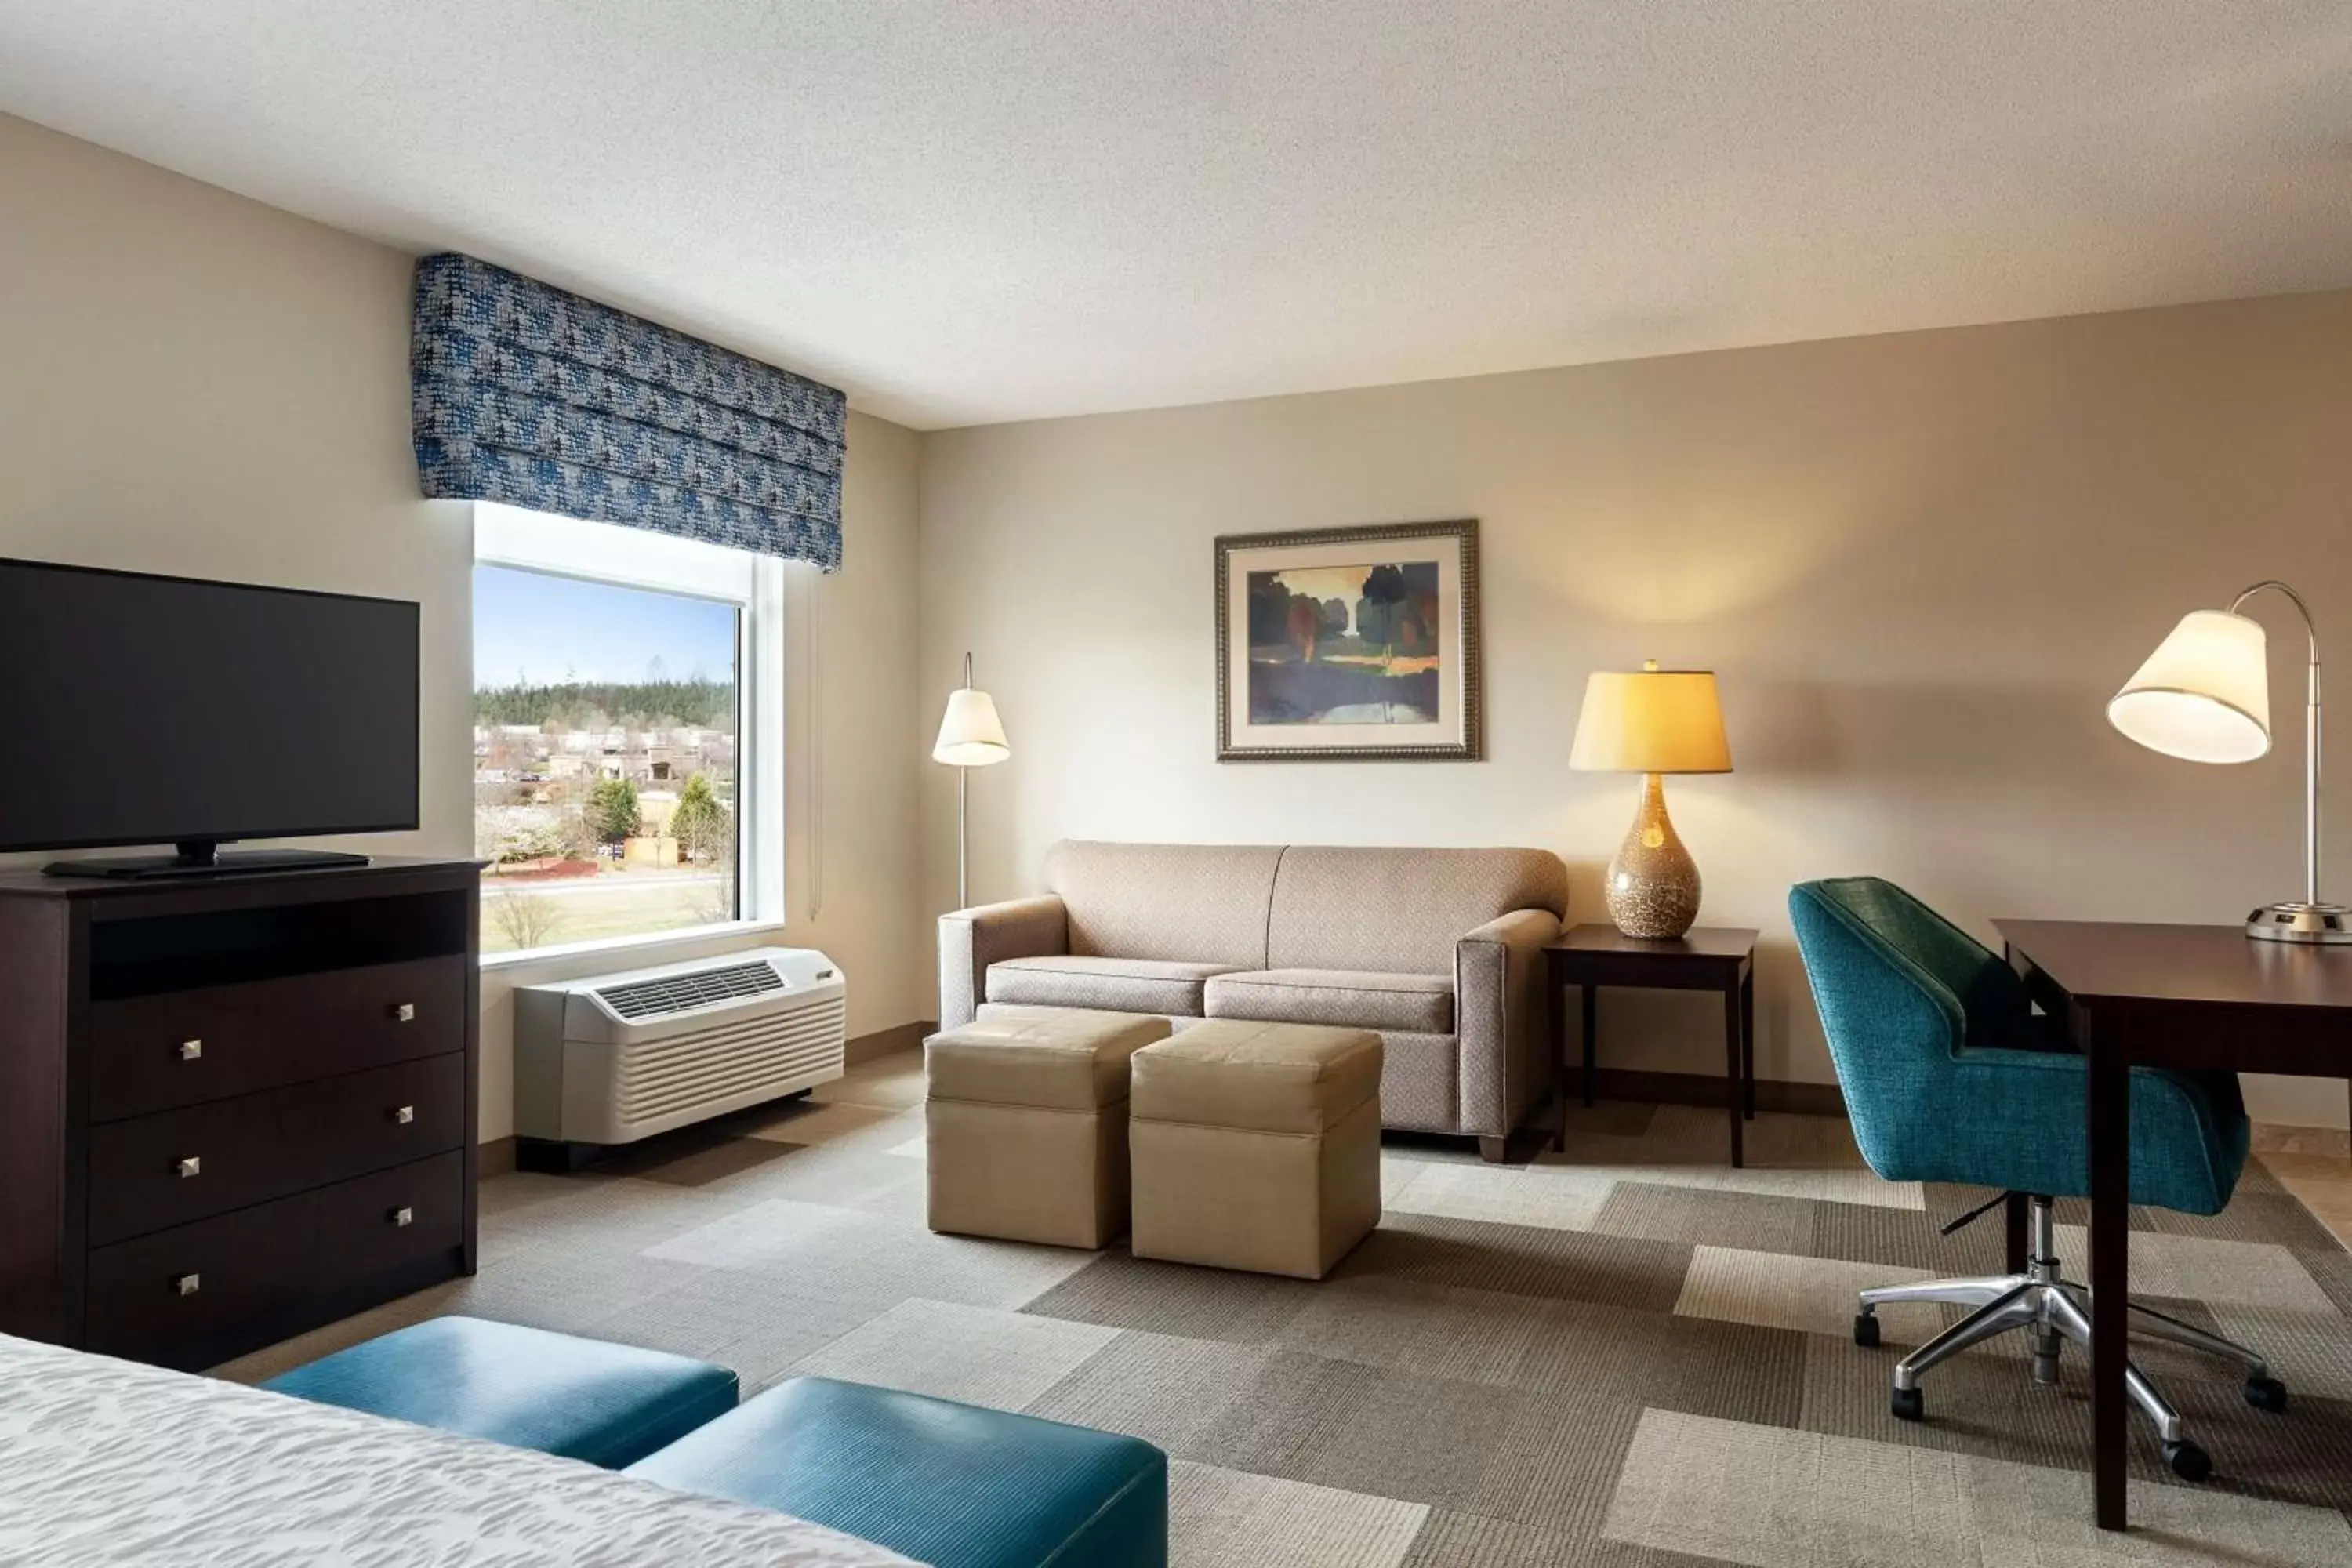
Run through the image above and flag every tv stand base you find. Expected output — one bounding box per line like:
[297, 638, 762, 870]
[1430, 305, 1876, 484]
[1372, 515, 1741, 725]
[42, 847, 372, 881]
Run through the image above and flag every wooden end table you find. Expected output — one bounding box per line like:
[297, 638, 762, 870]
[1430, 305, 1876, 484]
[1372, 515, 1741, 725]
[1543, 924, 1759, 1166]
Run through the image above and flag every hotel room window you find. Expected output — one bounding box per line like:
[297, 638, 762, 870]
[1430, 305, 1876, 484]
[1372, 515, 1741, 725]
[472, 504, 782, 957]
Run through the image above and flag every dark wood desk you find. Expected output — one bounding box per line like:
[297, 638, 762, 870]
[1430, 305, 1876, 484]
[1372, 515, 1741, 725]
[1993, 919, 2352, 1531]
[1544, 925, 1756, 1166]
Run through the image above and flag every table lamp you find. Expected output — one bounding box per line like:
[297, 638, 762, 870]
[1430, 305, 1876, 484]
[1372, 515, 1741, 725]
[2107, 580, 2347, 944]
[932, 651, 1010, 909]
[1569, 659, 1732, 938]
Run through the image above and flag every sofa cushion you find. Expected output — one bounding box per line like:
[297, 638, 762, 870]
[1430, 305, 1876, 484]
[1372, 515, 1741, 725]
[626, 1375, 1168, 1568]
[986, 954, 1236, 1016]
[926, 1005, 1171, 1110]
[1045, 839, 1282, 966]
[1130, 1019, 1382, 1134]
[1203, 967, 1454, 1033]
[1266, 844, 1568, 973]
[260, 1316, 739, 1470]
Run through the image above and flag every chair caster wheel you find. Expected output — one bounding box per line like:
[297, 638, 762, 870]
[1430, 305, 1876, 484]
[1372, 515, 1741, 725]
[2161, 1439, 2212, 1483]
[1853, 1313, 1881, 1348]
[1890, 1386, 1922, 1422]
[2245, 1376, 2288, 1414]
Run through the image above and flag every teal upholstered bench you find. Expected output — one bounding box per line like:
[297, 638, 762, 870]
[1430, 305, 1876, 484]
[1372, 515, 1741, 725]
[627, 1376, 1168, 1568]
[261, 1316, 739, 1469]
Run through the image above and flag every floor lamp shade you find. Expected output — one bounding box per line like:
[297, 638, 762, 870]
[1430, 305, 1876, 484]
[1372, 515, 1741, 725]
[933, 688, 1011, 766]
[1569, 662, 1732, 939]
[2107, 609, 2271, 764]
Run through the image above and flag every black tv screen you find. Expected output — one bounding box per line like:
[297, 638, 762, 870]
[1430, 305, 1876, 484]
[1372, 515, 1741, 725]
[0, 558, 419, 853]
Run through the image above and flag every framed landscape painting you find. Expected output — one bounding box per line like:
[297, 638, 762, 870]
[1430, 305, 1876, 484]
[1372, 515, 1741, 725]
[1215, 519, 1482, 761]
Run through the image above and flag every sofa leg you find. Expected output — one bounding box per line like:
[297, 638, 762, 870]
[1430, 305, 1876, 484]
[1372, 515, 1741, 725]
[1478, 1136, 1508, 1163]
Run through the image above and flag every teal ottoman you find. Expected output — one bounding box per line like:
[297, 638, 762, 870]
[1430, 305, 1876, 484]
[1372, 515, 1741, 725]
[627, 1376, 1167, 1568]
[261, 1316, 739, 1469]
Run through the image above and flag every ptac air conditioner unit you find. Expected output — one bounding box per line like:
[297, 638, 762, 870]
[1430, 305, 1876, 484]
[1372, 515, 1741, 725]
[514, 946, 845, 1165]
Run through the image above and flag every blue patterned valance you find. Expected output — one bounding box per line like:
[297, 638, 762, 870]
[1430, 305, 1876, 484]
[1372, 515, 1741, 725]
[411, 253, 845, 569]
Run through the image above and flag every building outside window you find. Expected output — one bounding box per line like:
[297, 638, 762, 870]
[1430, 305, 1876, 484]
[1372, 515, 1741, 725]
[473, 505, 783, 958]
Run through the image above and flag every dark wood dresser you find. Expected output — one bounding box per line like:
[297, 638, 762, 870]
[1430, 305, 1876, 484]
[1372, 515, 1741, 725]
[0, 857, 480, 1370]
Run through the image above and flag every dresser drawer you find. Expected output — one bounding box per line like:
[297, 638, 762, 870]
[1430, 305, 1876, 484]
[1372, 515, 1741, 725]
[85, 1152, 464, 1366]
[89, 956, 467, 1122]
[86, 1054, 468, 1247]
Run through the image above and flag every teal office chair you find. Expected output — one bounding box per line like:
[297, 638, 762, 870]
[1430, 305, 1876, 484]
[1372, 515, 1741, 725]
[1788, 877, 2285, 1481]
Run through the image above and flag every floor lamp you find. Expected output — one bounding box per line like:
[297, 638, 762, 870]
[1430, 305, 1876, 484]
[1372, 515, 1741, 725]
[932, 652, 1010, 909]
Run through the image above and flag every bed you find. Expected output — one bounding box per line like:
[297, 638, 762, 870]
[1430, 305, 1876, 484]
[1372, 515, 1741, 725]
[0, 1331, 917, 1566]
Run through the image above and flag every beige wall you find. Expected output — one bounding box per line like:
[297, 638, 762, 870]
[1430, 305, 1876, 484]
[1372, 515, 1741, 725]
[919, 289, 2352, 1127]
[0, 111, 471, 862]
[0, 115, 930, 1142]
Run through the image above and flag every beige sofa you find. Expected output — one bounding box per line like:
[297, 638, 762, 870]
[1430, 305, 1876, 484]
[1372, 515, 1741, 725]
[938, 840, 1568, 1160]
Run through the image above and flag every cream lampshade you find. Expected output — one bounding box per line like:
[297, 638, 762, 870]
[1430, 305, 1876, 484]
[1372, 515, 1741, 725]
[2107, 609, 2271, 764]
[1570, 661, 1731, 938]
[2108, 583, 2347, 944]
[933, 652, 1010, 909]
[932, 687, 1011, 766]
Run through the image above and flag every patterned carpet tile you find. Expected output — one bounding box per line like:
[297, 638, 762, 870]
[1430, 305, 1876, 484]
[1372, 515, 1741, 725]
[2208, 1301, 2352, 1403]
[1272, 1276, 1582, 1390]
[1021, 1251, 1323, 1343]
[1335, 1211, 1694, 1312]
[2143, 1190, 2347, 1250]
[1590, 1181, 1817, 1257]
[644, 1196, 1095, 1309]
[205, 1051, 2352, 1566]
[1169, 1461, 1426, 1568]
[1025, 1328, 1282, 1459]
[738, 1097, 912, 1149]
[793, 1298, 1118, 1410]
[2296, 1240, 2352, 1322]
[2051, 1225, 2339, 1314]
[1385, 1161, 1616, 1232]
[1800, 1322, 2352, 1513]
[1815, 1189, 1998, 1274]
[588, 1122, 806, 1186]
[1511, 1306, 1809, 1430]
[1602, 1408, 2352, 1566]
[1673, 1246, 1939, 1345]
[1396, 1509, 1583, 1568]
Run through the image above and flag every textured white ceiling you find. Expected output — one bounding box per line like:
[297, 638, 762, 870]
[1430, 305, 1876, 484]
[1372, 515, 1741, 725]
[4, 3, 2350, 429]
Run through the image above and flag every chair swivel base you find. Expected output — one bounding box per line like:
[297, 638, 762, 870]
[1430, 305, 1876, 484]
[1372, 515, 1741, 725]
[1853, 1195, 2285, 1483]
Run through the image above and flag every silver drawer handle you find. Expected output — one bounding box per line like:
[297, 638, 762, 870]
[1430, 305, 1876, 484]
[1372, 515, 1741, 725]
[179, 1039, 203, 1062]
[176, 1156, 201, 1179]
[392, 1105, 415, 1125]
[390, 1207, 413, 1228]
[174, 1273, 200, 1296]
[391, 1003, 416, 1023]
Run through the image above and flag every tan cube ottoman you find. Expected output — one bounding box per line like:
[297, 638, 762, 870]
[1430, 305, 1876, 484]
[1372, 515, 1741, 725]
[924, 1005, 1171, 1249]
[1128, 1020, 1382, 1279]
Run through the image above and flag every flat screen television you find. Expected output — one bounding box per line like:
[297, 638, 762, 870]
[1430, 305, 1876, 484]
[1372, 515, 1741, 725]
[0, 557, 420, 879]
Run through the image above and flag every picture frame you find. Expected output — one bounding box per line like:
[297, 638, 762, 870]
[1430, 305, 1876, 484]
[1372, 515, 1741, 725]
[1214, 518, 1482, 761]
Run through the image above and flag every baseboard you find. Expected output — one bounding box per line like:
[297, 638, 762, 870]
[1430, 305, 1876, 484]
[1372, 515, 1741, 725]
[1573, 1066, 1846, 1118]
[478, 1135, 517, 1178]
[848, 1019, 932, 1065]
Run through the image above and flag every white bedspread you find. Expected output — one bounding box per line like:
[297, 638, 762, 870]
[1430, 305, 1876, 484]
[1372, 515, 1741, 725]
[0, 1333, 918, 1566]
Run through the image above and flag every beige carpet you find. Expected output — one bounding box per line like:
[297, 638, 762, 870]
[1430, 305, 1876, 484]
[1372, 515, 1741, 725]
[216, 1053, 2352, 1566]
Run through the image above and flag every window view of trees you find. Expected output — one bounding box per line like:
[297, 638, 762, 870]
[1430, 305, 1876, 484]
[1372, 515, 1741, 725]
[473, 566, 742, 954]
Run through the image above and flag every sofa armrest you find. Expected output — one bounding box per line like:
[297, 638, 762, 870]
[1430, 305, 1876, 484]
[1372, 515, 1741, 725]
[937, 896, 1069, 1031]
[1456, 908, 1565, 1140]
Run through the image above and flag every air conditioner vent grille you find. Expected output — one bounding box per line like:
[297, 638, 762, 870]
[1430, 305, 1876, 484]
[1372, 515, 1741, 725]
[597, 960, 784, 1020]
